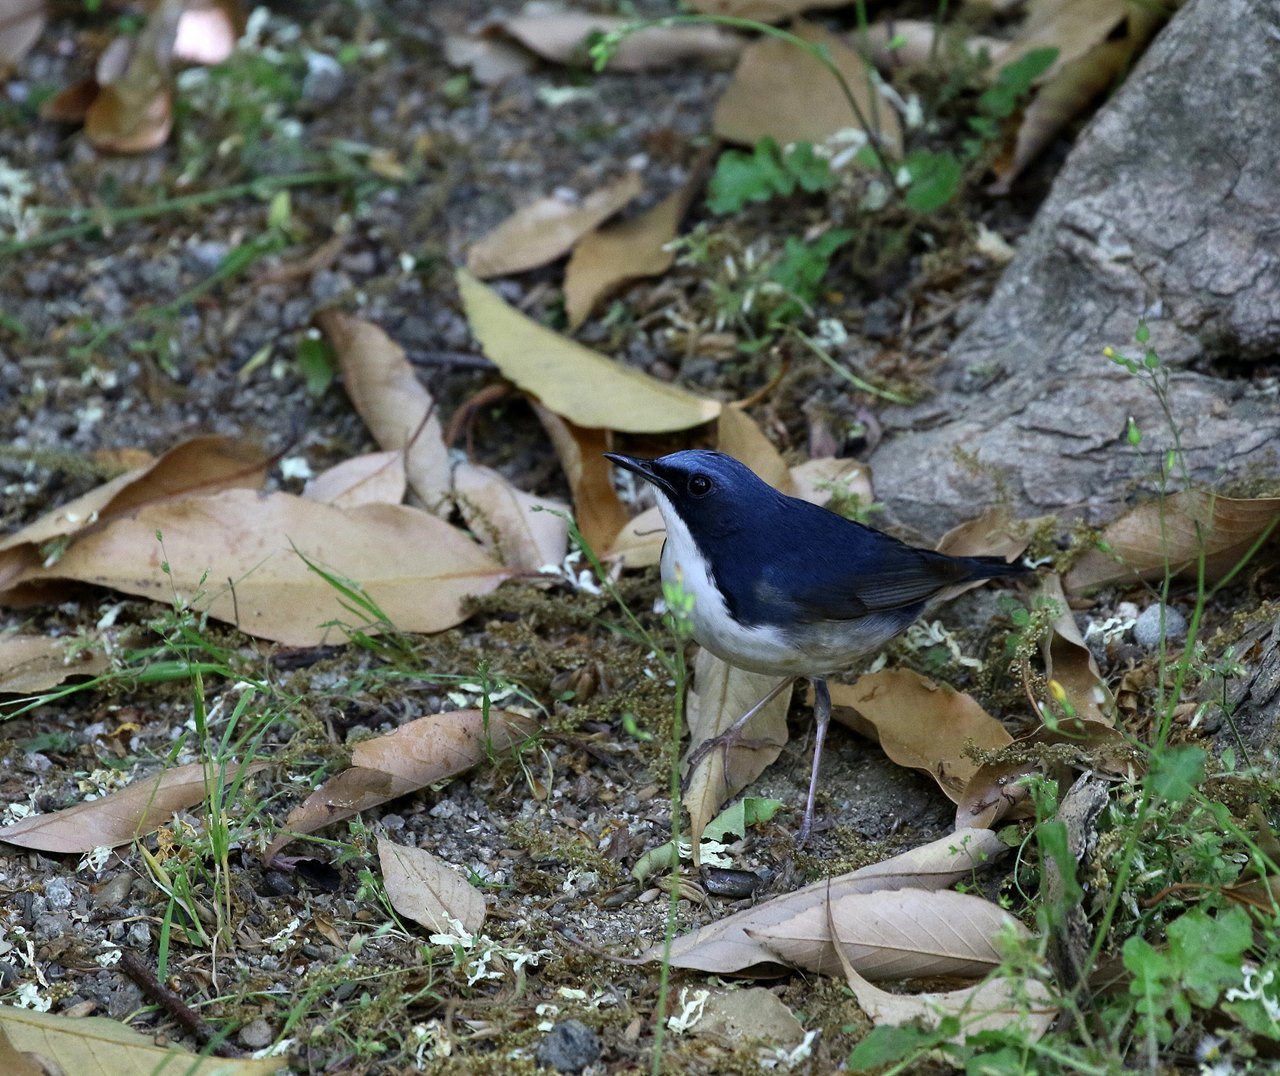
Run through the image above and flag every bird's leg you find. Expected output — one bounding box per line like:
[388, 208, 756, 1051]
[796, 677, 831, 846]
[683, 676, 794, 785]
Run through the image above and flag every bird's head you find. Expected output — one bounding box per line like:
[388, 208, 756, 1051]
[604, 450, 772, 539]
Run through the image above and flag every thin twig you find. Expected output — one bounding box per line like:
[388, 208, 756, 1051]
[118, 950, 241, 1058]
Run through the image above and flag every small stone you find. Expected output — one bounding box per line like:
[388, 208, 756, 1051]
[43, 877, 74, 910]
[302, 52, 345, 108]
[536, 1019, 601, 1073]
[238, 1016, 274, 1050]
[1133, 604, 1187, 648]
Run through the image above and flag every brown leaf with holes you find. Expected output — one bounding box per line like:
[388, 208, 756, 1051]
[828, 670, 1013, 804]
[317, 310, 452, 515]
[713, 21, 902, 153]
[266, 709, 537, 859]
[467, 173, 643, 279]
[1064, 490, 1280, 593]
[645, 828, 1007, 973]
[0, 761, 267, 853]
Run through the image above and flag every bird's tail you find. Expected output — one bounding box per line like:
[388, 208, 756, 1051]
[961, 554, 1035, 580]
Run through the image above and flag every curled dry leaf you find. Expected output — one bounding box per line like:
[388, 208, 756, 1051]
[713, 21, 903, 154]
[564, 184, 691, 329]
[0, 0, 46, 71]
[457, 268, 722, 433]
[1039, 573, 1115, 726]
[1064, 490, 1280, 594]
[317, 310, 452, 514]
[7, 491, 510, 646]
[0, 1005, 281, 1076]
[467, 172, 642, 279]
[501, 6, 742, 71]
[531, 404, 628, 556]
[0, 634, 108, 695]
[303, 450, 407, 508]
[0, 761, 267, 854]
[955, 718, 1138, 829]
[683, 647, 792, 861]
[755, 887, 1026, 980]
[265, 709, 536, 859]
[646, 827, 1007, 974]
[606, 504, 665, 569]
[378, 838, 486, 935]
[85, 0, 184, 153]
[453, 460, 569, 571]
[828, 670, 1013, 804]
[0, 434, 269, 593]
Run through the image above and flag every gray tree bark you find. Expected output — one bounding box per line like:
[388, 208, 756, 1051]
[871, 0, 1280, 534]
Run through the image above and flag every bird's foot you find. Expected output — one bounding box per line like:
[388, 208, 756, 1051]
[681, 729, 781, 791]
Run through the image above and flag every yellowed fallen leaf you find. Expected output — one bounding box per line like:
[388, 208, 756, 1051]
[0, 634, 108, 695]
[378, 838, 486, 934]
[531, 405, 628, 557]
[1065, 490, 1280, 593]
[0, 0, 46, 71]
[713, 21, 902, 153]
[646, 828, 1007, 973]
[0, 434, 270, 593]
[265, 709, 536, 859]
[453, 460, 569, 571]
[0, 760, 267, 853]
[457, 268, 722, 433]
[303, 450, 407, 508]
[8, 491, 510, 646]
[317, 310, 452, 515]
[501, 8, 743, 71]
[684, 647, 792, 860]
[828, 670, 1013, 803]
[1039, 573, 1114, 725]
[0, 1005, 281, 1075]
[468, 172, 642, 279]
[564, 182, 693, 329]
[756, 888, 1026, 979]
[717, 408, 793, 494]
[0, 1025, 43, 1076]
[85, 0, 183, 152]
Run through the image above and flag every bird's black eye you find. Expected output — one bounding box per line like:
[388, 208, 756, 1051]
[688, 474, 713, 497]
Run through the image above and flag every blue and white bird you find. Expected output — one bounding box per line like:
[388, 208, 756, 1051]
[605, 449, 1030, 843]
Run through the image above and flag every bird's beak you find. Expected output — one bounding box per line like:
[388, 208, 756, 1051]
[603, 453, 674, 495]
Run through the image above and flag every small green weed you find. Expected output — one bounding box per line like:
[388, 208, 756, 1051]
[706, 137, 835, 215]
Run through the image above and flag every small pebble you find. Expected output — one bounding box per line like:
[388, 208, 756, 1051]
[239, 1017, 274, 1050]
[536, 1019, 601, 1073]
[1133, 604, 1187, 648]
[703, 867, 763, 899]
[302, 52, 345, 108]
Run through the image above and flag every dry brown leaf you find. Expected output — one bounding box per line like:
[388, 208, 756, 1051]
[0, 634, 108, 695]
[713, 21, 902, 153]
[861, 19, 1006, 70]
[8, 491, 510, 646]
[936, 505, 1035, 562]
[684, 648, 792, 860]
[443, 32, 534, 86]
[997, 0, 1131, 84]
[266, 709, 536, 858]
[39, 75, 100, 124]
[173, 0, 244, 65]
[532, 404, 628, 556]
[85, 0, 183, 152]
[378, 838, 486, 935]
[687, 0, 847, 21]
[501, 7, 742, 71]
[303, 450, 407, 508]
[788, 456, 873, 507]
[1039, 573, 1115, 725]
[0, 1005, 280, 1075]
[0, 434, 270, 593]
[691, 987, 806, 1047]
[457, 268, 722, 433]
[828, 670, 1013, 803]
[0, 760, 267, 853]
[606, 504, 665, 568]
[646, 827, 1007, 973]
[564, 186, 688, 329]
[955, 718, 1138, 829]
[467, 172, 642, 279]
[453, 460, 569, 571]
[717, 408, 793, 494]
[317, 310, 452, 515]
[838, 955, 1056, 1040]
[755, 887, 1027, 979]
[1064, 490, 1280, 593]
[0, 0, 45, 71]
